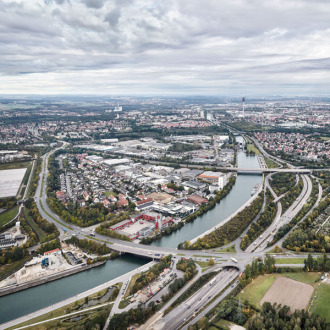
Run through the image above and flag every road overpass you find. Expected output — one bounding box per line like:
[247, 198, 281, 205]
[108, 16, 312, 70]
[216, 167, 312, 174]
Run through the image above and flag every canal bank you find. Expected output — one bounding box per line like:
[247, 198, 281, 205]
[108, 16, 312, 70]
[151, 147, 262, 248]
[0, 137, 262, 325]
[0, 255, 148, 324]
[0, 261, 106, 298]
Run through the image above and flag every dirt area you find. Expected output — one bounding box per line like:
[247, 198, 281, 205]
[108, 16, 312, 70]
[0, 252, 72, 287]
[146, 192, 174, 204]
[260, 277, 314, 311]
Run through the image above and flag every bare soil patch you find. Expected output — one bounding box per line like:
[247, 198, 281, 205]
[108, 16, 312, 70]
[260, 276, 314, 311]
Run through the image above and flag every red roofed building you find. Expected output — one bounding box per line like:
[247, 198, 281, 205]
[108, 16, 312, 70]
[136, 198, 153, 206]
[44, 248, 61, 256]
[187, 195, 208, 205]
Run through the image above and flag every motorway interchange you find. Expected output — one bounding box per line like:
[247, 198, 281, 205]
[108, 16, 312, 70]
[26, 142, 327, 329]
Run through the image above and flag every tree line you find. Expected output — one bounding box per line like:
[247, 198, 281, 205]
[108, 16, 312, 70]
[280, 178, 303, 214]
[185, 193, 263, 250]
[131, 255, 172, 294]
[25, 198, 59, 242]
[65, 236, 111, 255]
[270, 172, 296, 196]
[271, 178, 319, 245]
[241, 190, 277, 250]
[283, 196, 330, 253]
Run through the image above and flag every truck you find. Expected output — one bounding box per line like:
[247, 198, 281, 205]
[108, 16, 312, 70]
[231, 257, 238, 263]
[209, 278, 216, 286]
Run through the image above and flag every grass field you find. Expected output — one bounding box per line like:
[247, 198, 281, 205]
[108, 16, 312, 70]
[311, 283, 330, 322]
[0, 161, 31, 171]
[264, 157, 279, 169]
[104, 191, 117, 198]
[274, 258, 305, 264]
[238, 272, 321, 308]
[216, 244, 236, 253]
[247, 142, 261, 155]
[0, 205, 19, 227]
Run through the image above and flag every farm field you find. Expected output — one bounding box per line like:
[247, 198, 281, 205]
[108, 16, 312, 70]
[238, 272, 321, 308]
[260, 277, 314, 310]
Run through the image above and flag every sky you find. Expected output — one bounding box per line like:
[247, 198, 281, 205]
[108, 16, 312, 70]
[1, 0, 330, 96]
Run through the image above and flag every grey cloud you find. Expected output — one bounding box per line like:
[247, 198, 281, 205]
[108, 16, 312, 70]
[83, 0, 104, 9]
[0, 0, 329, 95]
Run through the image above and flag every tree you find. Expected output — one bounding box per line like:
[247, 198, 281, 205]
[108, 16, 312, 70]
[208, 258, 215, 266]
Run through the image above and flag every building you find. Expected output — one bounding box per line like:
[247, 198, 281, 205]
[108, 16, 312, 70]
[44, 248, 61, 256]
[103, 158, 130, 167]
[198, 171, 228, 189]
[187, 195, 208, 205]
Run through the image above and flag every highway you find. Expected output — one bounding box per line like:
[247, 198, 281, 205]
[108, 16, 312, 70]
[153, 268, 240, 330]
[20, 141, 327, 330]
[247, 174, 313, 253]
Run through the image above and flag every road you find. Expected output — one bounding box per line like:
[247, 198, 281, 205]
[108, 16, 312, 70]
[246, 174, 312, 253]
[12, 141, 326, 330]
[0, 262, 156, 330]
[154, 268, 240, 330]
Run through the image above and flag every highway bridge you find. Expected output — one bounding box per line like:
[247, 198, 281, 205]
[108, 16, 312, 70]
[215, 167, 312, 174]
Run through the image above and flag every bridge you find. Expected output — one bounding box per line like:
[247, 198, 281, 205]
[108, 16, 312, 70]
[215, 167, 312, 174]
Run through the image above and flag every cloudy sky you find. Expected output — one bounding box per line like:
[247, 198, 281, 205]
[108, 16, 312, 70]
[1, 0, 330, 96]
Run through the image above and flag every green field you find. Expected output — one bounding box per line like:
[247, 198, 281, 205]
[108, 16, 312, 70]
[264, 157, 279, 169]
[216, 244, 236, 253]
[274, 258, 305, 264]
[0, 205, 19, 227]
[0, 161, 31, 170]
[238, 272, 321, 308]
[104, 191, 117, 198]
[311, 283, 330, 322]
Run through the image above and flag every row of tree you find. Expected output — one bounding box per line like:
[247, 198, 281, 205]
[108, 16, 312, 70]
[131, 255, 173, 294]
[0, 197, 16, 210]
[96, 222, 131, 242]
[185, 193, 263, 250]
[0, 246, 28, 265]
[25, 198, 59, 242]
[304, 254, 330, 272]
[271, 178, 319, 244]
[241, 190, 277, 250]
[247, 302, 327, 330]
[270, 172, 296, 196]
[280, 179, 303, 214]
[65, 236, 111, 255]
[283, 196, 330, 252]
[48, 197, 108, 227]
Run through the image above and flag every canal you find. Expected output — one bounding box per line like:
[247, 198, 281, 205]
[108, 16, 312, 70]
[0, 136, 262, 324]
[151, 141, 262, 248]
[0, 254, 148, 324]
